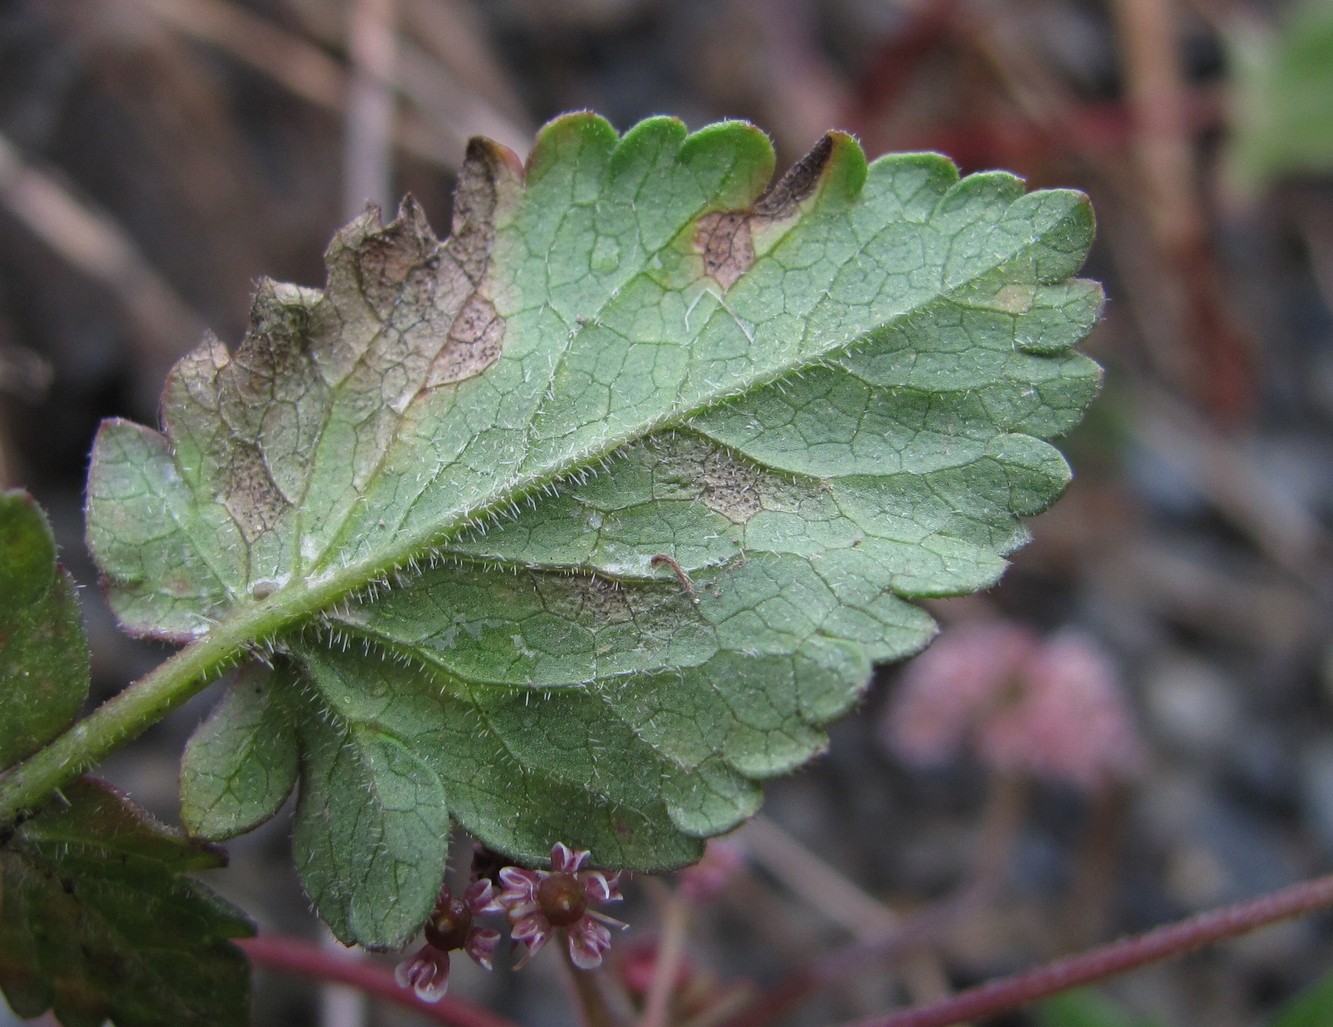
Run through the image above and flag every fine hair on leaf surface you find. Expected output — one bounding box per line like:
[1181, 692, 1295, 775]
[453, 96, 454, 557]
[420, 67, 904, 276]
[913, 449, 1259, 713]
[77, 113, 1102, 949]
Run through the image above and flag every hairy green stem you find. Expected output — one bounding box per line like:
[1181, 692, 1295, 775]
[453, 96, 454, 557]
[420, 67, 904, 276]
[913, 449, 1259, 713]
[0, 541, 420, 825]
[0, 607, 267, 825]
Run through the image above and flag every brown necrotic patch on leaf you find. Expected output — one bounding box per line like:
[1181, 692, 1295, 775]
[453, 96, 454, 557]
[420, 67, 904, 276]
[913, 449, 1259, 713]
[752, 133, 835, 220]
[696, 211, 755, 291]
[158, 335, 229, 463]
[105, 134, 527, 609]
[570, 574, 638, 625]
[448, 138, 518, 285]
[428, 295, 505, 387]
[694, 133, 837, 291]
[647, 433, 764, 524]
[353, 204, 441, 315]
[407, 138, 523, 393]
[698, 446, 763, 524]
[321, 139, 522, 409]
[220, 281, 316, 433]
[224, 442, 290, 541]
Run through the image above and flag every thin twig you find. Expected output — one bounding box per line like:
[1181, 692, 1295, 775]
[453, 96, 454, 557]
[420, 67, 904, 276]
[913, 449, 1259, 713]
[969, 772, 1028, 893]
[131, 0, 456, 166]
[0, 130, 205, 397]
[844, 874, 1333, 1027]
[561, 937, 624, 1027]
[399, 0, 531, 153]
[343, 0, 398, 217]
[1107, 0, 1254, 417]
[1062, 786, 1131, 950]
[737, 814, 969, 1018]
[135, 0, 345, 113]
[741, 815, 898, 939]
[715, 885, 986, 1027]
[317, 927, 369, 1027]
[638, 894, 690, 1027]
[278, 0, 531, 160]
[239, 934, 518, 1027]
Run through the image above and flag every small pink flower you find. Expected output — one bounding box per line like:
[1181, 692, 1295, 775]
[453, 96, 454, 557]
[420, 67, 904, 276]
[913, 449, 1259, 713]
[395, 946, 451, 1004]
[498, 842, 627, 969]
[395, 880, 503, 1003]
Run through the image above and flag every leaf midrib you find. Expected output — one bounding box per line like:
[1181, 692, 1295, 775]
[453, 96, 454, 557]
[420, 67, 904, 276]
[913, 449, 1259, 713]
[248, 194, 1079, 662]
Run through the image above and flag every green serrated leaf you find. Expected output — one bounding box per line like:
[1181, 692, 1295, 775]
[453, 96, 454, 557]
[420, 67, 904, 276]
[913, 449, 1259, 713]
[290, 689, 451, 948]
[180, 666, 299, 839]
[86, 114, 1101, 947]
[0, 490, 90, 769]
[0, 778, 253, 1027]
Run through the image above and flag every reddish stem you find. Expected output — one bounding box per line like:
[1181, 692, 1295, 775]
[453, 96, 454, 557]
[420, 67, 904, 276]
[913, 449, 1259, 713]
[238, 934, 519, 1027]
[847, 874, 1333, 1027]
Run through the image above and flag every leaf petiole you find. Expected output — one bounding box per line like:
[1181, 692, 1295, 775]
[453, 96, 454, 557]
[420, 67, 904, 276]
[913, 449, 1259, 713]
[0, 607, 261, 826]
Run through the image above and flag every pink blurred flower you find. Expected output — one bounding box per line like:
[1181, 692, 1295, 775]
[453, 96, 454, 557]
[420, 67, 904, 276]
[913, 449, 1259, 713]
[395, 880, 503, 1003]
[498, 842, 627, 969]
[675, 837, 746, 905]
[883, 622, 1145, 793]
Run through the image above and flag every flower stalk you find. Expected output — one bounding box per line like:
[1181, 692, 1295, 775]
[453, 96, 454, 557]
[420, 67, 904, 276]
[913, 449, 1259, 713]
[850, 873, 1333, 1027]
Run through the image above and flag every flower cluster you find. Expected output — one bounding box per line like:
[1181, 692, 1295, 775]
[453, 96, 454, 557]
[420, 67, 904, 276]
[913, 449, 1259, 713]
[882, 621, 1146, 794]
[395, 842, 627, 1002]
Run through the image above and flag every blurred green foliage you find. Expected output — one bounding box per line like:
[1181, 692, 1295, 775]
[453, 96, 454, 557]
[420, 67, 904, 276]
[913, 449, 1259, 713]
[1228, 0, 1333, 188]
[1268, 967, 1333, 1027]
[1036, 989, 1165, 1027]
